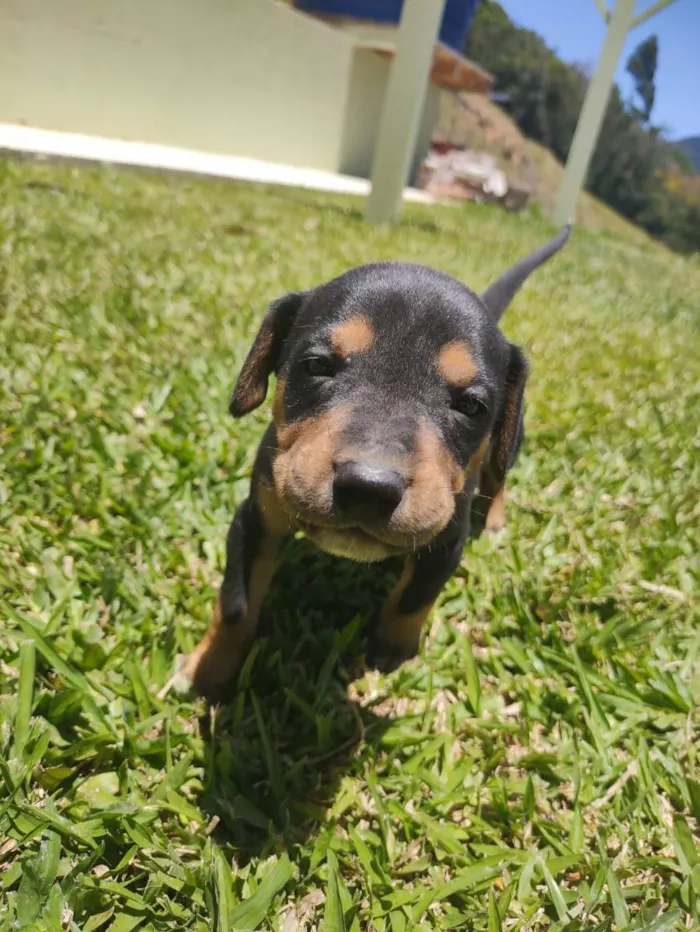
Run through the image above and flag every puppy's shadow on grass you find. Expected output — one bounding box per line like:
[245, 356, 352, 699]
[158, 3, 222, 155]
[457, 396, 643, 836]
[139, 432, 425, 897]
[197, 538, 399, 861]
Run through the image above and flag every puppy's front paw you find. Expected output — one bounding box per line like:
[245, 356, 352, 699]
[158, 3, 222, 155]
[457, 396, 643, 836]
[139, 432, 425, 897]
[159, 599, 252, 701]
[177, 643, 240, 700]
[484, 515, 506, 535]
[366, 634, 419, 674]
[484, 489, 506, 534]
[156, 645, 239, 702]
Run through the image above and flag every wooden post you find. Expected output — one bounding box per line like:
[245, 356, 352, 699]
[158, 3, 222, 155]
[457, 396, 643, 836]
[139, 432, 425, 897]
[365, 0, 447, 224]
[553, 0, 637, 226]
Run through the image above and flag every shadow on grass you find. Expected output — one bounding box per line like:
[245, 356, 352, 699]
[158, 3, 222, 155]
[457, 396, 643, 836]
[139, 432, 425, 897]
[196, 539, 400, 861]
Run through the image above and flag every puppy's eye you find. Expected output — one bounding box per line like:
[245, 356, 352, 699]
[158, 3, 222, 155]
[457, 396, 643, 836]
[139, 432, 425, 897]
[303, 356, 336, 378]
[452, 393, 485, 418]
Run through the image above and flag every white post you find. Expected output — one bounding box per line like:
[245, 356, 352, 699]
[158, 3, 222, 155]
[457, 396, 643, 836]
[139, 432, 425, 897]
[632, 0, 677, 27]
[365, 0, 447, 224]
[553, 0, 637, 226]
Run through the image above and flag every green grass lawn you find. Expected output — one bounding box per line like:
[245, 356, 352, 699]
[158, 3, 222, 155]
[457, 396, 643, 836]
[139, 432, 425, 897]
[1, 157, 699, 932]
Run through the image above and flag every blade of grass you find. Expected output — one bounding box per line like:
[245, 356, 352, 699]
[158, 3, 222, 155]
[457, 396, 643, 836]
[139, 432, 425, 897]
[212, 844, 234, 932]
[607, 868, 630, 929]
[463, 637, 482, 717]
[16, 830, 61, 925]
[672, 815, 698, 874]
[229, 854, 293, 931]
[571, 646, 607, 721]
[251, 693, 286, 807]
[636, 908, 684, 932]
[7, 606, 116, 735]
[323, 850, 348, 932]
[11, 639, 36, 763]
[150, 752, 193, 802]
[569, 804, 584, 853]
[413, 857, 505, 920]
[539, 857, 569, 922]
[487, 889, 503, 932]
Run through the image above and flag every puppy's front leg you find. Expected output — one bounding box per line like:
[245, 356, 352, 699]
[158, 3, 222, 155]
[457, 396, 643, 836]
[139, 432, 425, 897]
[370, 529, 468, 672]
[181, 481, 288, 697]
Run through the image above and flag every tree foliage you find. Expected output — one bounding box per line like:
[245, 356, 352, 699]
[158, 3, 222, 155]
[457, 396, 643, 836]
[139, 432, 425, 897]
[626, 35, 658, 124]
[466, 2, 699, 254]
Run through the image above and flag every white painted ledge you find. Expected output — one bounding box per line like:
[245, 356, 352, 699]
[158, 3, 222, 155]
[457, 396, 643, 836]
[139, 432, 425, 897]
[0, 123, 435, 204]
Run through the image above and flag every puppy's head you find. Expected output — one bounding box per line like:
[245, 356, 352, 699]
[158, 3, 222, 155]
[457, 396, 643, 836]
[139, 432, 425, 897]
[230, 228, 569, 561]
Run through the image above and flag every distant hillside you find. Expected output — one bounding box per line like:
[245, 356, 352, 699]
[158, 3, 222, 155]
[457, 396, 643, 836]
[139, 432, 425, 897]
[677, 137, 700, 172]
[434, 92, 652, 245]
[463, 0, 700, 254]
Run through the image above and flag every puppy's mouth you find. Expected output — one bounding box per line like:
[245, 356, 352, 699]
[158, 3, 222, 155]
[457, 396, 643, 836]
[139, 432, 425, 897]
[296, 517, 432, 562]
[297, 519, 408, 561]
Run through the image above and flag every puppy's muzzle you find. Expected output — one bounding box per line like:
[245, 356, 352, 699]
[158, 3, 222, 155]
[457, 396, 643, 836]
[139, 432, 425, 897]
[333, 460, 406, 522]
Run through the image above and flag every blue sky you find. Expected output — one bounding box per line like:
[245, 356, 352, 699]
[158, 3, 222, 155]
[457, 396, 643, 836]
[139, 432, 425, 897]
[497, 0, 699, 141]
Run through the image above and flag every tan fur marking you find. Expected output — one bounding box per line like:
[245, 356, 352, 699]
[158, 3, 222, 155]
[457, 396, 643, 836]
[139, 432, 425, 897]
[274, 416, 308, 452]
[256, 480, 294, 536]
[377, 558, 433, 649]
[413, 418, 465, 503]
[437, 341, 478, 388]
[331, 316, 374, 357]
[273, 406, 350, 517]
[272, 376, 286, 428]
[485, 486, 506, 533]
[291, 413, 342, 484]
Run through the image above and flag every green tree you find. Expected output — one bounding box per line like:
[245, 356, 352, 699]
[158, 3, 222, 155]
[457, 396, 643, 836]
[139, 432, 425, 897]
[626, 35, 658, 125]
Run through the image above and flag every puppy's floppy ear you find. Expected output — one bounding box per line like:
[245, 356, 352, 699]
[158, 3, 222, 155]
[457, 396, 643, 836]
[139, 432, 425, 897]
[229, 292, 306, 417]
[489, 343, 528, 480]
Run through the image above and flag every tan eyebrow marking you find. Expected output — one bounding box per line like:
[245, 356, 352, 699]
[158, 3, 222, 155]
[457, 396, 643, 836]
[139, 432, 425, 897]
[437, 341, 478, 388]
[330, 316, 374, 356]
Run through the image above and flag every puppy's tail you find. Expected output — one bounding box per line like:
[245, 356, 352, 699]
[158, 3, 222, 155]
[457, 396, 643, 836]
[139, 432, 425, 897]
[481, 225, 571, 324]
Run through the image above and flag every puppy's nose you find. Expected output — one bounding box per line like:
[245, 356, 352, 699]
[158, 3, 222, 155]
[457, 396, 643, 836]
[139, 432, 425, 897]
[333, 461, 405, 519]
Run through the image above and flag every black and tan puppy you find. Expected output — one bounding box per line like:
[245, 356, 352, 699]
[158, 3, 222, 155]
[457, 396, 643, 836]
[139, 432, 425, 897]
[181, 227, 570, 696]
